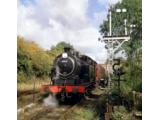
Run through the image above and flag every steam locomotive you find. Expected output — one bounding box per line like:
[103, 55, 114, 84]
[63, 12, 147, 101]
[41, 47, 107, 101]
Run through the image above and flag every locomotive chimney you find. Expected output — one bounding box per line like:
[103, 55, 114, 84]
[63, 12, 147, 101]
[64, 47, 71, 53]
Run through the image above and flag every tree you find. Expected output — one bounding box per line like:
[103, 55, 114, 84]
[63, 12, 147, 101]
[100, 0, 142, 54]
[17, 36, 52, 82]
[17, 36, 32, 76]
[48, 41, 74, 59]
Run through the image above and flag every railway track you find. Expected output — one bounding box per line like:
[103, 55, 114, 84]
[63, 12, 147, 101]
[17, 94, 80, 120]
[17, 89, 39, 97]
[17, 88, 107, 120]
[18, 104, 74, 120]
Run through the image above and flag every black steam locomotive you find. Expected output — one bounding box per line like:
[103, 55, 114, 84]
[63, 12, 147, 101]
[41, 47, 97, 101]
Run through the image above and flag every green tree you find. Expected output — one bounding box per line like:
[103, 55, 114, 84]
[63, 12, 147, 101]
[17, 36, 52, 82]
[17, 36, 32, 76]
[48, 41, 74, 59]
[100, 0, 142, 54]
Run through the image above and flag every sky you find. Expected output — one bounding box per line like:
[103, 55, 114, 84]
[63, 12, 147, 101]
[17, 0, 121, 63]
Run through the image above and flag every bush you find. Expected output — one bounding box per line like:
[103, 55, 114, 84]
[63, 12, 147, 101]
[17, 72, 28, 83]
[112, 106, 130, 120]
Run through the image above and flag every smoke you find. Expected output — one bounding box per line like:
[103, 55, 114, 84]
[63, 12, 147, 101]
[43, 94, 58, 107]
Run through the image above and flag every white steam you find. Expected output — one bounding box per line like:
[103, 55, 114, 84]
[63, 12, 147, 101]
[43, 94, 58, 107]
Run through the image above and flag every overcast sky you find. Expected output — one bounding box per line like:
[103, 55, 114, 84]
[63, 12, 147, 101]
[17, 0, 121, 63]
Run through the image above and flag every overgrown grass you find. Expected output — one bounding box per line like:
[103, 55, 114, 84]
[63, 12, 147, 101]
[112, 106, 132, 120]
[72, 107, 99, 120]
[17, 76, 50, 91]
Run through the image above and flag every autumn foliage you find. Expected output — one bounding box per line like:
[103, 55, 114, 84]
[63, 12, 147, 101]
[17, 36, 73, 82]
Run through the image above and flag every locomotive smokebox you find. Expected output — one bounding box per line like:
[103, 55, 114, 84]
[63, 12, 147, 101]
[57, 56, 75, 77]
